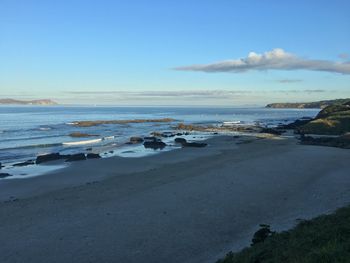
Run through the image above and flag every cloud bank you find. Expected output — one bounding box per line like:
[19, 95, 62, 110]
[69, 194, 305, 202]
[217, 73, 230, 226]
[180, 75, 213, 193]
[277, 79, 302, 83]
[174, 48, 350, 74]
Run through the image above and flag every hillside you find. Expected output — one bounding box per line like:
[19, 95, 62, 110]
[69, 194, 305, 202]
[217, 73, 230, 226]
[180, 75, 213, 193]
[0, 99, 57, 105]
[266, 98, 350, 109]
[217, 205, 350, 263]
[297, 101, 350, 135]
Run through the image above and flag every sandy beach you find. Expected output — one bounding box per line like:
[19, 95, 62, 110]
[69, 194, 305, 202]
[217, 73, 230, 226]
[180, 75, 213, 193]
[1, 135, 349, 263]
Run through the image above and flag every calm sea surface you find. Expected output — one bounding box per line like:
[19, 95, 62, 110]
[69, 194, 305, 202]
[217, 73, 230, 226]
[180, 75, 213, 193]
[0, 106, 319, 168]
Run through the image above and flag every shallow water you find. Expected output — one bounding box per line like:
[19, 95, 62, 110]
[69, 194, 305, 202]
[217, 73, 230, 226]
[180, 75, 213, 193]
[0, 105, 319, 177]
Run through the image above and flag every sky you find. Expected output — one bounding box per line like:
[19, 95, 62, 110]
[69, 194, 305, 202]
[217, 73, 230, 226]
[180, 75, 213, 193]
[0, 0, 349, 106]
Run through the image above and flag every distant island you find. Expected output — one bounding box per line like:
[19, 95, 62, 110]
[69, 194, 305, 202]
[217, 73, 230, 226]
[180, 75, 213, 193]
[266, 98, 350, 109]
[0, 99, 57, 105]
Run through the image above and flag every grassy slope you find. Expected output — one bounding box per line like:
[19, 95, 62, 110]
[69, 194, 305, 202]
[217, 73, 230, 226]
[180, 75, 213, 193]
[266, 99, 350, 109]
[217, 206, 350, 263]
[298, 102, 350, 135]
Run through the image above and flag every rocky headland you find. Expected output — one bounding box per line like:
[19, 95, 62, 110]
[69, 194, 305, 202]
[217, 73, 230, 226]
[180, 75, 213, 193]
[0, 99, 57, 105]
[266, 98, 350, 109]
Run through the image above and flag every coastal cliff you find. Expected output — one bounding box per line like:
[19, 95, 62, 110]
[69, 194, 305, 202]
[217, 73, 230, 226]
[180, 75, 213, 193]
[266, 98, 350, 109]
[0, 98, 57, 105]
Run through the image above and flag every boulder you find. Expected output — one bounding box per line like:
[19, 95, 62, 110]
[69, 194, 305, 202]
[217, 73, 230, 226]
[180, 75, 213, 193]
[130, 136, 144, 144]
[0, 173, 12, 179]
[13, 160, 35, 167]
[66, 153, 86, 162]
[175, 137, 207, 147]
[175, 138, 187, 144]
[144, 141, 166, 150]
[0, 162, 2, 169]
[86, 153, 101, 159]
[36, 153, 62, 164]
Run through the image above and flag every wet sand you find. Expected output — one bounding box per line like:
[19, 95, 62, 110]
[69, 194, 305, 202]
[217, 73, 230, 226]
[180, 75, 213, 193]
[1, 135, 349, 263]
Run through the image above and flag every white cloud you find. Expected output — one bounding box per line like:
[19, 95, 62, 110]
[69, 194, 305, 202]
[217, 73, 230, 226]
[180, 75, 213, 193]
[174, 48, 350, 74]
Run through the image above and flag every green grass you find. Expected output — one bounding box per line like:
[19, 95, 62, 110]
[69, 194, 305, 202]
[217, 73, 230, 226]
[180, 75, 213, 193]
[217, 205, 350, 263]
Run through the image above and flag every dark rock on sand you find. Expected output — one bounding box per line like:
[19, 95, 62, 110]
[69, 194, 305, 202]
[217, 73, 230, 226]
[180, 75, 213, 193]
[260, 128, 285, 135]
[0, 173, 12, 179]
[174, 138, 207, 147]
[0, 162, 2, 169]
[86, 153, 101, 159]
[13, 160, 35, 167]
[66, 153, 86, 162]
[130, 136, 144, 144]
[36, 153, 62, 164]
[143, 140, 166, 150]
[175, 138, 187, 144]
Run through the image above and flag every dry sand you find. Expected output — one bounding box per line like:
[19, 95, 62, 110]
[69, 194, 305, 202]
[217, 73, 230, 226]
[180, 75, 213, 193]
[0, 135, 349, 263]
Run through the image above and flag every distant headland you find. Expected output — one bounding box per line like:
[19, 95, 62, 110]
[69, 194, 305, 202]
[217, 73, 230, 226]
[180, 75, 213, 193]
[265, 98, 350, 109]
[0, 98, 57, 105]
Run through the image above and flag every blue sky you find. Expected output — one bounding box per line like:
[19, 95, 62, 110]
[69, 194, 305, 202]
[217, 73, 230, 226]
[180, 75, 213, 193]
[0, 0, 349, 105]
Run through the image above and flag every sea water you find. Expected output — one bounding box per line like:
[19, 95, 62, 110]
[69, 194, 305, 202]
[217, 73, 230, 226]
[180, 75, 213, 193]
[0, 105, 319, 177]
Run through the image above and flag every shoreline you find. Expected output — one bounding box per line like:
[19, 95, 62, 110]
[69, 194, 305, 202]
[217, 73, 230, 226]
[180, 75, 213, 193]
[1, 134, 349, 262]
[0, 130, 213, 179]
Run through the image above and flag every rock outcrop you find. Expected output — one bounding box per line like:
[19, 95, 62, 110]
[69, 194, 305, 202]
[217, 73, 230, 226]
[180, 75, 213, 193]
[0, 173, 12, 179]
[174, 138, 207, 148]
[36, 153, 62, 164]
[66, 153, 86, 162]
[13, 160, 35, 167]
[143, 137, 166, 149]
[86, 153, 101, 159]
[69, 132, 98, 138]
[129, 137, 144, 144]
[70, 118, 175, 127]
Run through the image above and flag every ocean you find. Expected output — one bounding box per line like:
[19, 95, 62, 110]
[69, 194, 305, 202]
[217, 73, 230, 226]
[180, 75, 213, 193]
[0, 106, 319, 178]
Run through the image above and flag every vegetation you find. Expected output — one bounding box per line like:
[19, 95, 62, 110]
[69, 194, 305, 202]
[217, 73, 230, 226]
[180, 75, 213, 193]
[297, 101, 350, 135]
[300, 133, 350, 149]
[217, 205, 350, 263]
[266, 98, 350, 109]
